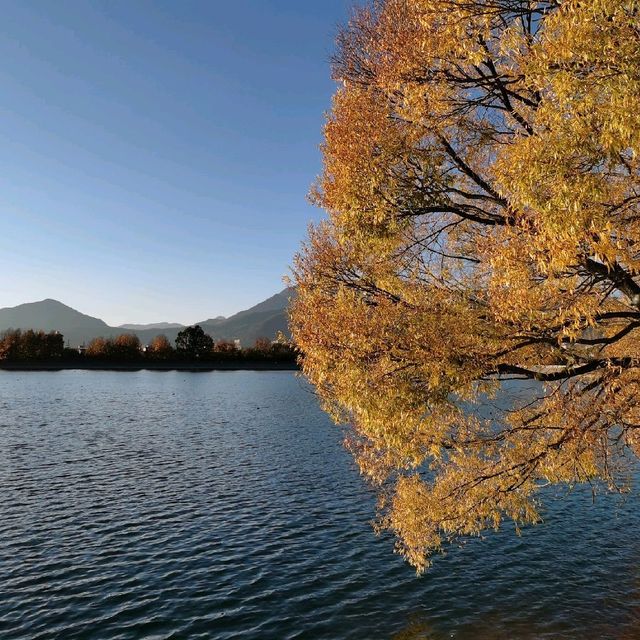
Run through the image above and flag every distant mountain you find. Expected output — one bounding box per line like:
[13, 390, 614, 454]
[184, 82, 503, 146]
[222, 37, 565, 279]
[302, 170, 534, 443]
[0, 299, 110, 347]
[0, 289, 295, 348]
[213, 289, 291, 320]
[118, 322, 185, 331]
[197, 315, 225, 325]
[198, 289, 294, 346]
[131, 288, 295, 347]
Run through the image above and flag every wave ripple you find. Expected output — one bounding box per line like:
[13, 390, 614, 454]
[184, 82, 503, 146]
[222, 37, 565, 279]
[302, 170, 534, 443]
[1, 370, 640, 639]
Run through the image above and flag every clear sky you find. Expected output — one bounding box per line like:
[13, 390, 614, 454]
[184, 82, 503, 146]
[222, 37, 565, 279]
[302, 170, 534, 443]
[0, 0, 351, 325]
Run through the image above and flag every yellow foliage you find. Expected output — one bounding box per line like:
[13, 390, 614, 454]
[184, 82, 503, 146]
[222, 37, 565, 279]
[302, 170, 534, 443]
[291, 0, 640, 572]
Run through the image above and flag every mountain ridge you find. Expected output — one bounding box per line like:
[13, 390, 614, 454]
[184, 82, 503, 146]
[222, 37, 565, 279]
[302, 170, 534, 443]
[0, 289, 294, 347]
[118, 322, 186, 331]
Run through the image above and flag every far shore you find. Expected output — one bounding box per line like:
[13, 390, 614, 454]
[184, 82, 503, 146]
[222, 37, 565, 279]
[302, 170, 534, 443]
[0, 361, 299, 372]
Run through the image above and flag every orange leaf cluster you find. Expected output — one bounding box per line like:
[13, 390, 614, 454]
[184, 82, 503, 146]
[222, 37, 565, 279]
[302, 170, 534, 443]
[291, 0, 640, 571]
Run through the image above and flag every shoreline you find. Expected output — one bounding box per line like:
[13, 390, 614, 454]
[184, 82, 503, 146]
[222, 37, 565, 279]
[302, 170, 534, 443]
[0, 361, 299, 372]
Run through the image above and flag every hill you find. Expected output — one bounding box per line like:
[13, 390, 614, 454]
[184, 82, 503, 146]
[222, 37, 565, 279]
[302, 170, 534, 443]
[132, 289, 294, 346]
[199, 289, 292, 343]
[0, 299, 110, 346]
[0, 290, 294, 347]
[118, 322, 185, 331]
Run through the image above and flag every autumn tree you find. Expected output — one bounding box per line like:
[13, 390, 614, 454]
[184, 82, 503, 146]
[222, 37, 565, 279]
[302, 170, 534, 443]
[111, 334, 142, 361]
[0, 329, 64, 361]
[242, 337, 296, 362]
[175, 325, 214, 359]
[147, 334, 174, 360]
[0, 330, 22, 360]
[254, 337, 272, 352]
[242, 337, 274, 362]
[291, 0, 640, 571]
[85, 334, 141, 360]
[212, 339, 239, 360]
[85, 337, 109, 358]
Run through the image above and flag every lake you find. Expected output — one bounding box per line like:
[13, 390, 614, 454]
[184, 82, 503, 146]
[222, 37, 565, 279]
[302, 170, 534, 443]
[1, 370, 639, 639]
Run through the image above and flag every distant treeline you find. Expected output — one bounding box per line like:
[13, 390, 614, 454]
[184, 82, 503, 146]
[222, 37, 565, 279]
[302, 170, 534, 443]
[0, 329, 65, 361]
[0, 326, 296, 365]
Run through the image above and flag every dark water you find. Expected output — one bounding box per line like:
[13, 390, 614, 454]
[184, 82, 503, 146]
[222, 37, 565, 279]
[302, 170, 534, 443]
[1, 371, 640, 640]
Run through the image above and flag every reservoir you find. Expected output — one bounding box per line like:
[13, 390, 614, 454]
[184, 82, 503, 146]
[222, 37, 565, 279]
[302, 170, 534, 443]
[1, 370, 639, 639]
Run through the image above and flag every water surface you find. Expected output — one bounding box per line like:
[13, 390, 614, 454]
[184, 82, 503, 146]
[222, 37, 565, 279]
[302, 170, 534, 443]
[1, 371, 639, 639]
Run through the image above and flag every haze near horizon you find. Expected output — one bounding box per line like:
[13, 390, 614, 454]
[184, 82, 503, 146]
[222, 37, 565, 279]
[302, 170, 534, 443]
[0, 0, 351, 325]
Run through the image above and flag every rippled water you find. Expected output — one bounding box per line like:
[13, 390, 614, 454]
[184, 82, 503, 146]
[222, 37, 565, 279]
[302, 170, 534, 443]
[1, 370, 640, 639]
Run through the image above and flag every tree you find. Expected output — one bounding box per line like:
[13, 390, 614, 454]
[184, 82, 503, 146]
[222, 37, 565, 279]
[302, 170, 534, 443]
[253, 337, 272, 353]
[85, 337, 108, 358]
[0, 329, 21, 360]
[147, 334, 174, 360]
[212, 339, 239, 359]
[242, 337, 274, 362]
[291, 0, 640, 572]
[175, 325, 213, 359]
[111, 334, 142, 361]
[0, 329, 65, 361]
[44, 331, 64, 359]
[84, 335, 141, 360]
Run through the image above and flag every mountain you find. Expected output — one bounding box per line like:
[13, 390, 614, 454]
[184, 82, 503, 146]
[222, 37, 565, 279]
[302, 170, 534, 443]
[118, 322, 185, 331]
[0, 289, 294, 348]
[0, 299, 110, 347]
[199, 289, 294, 345]
[131, 288, 295, 347]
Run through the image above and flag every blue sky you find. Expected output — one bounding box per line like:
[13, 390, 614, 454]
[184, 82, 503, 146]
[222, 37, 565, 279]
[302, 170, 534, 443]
[0, 0, 351, 324]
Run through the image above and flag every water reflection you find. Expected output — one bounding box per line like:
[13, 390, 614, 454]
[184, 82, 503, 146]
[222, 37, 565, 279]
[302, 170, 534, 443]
[391, 618, 436, 640]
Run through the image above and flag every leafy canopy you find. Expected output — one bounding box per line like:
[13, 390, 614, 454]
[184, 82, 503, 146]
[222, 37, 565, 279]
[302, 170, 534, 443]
[291, 0, 640, 571]
[175, 325, 214, 359]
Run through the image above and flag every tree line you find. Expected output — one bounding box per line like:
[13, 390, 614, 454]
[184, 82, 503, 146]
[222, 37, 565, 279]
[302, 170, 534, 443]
[0, 329, 65, 361]
[0, 325, 296, 364]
